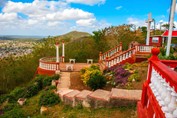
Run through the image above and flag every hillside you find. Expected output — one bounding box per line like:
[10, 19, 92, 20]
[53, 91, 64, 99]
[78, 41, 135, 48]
[55, 31, 91, 42]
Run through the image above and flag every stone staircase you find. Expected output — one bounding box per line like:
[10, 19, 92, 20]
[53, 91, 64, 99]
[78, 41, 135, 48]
[56, 88, 142, 108]
[57, 72, 70, 89]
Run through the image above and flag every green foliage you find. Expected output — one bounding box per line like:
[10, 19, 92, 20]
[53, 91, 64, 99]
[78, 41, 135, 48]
[0, 94, 9, 104]
[1, 107, 26, 118]
[123, 63, 133, 70]
[128, 72, 140, 82]
[25, 84, 40, 98]
[39, 91, 60, 106]
[3, 103, 18, 112]
[81, 65, 106, 90]
[81, 65, 101, 85]
[158, 47, 177, 60]
[87, 74, 107, 90]
[9, 87, 26, 101]
[43, 74, 60, 87]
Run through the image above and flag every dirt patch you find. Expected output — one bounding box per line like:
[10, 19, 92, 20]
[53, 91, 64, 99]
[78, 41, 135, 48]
[70, 72, 90, 91]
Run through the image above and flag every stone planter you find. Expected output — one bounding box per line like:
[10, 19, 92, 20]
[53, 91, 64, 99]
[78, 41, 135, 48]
[17, 98, 26, 106]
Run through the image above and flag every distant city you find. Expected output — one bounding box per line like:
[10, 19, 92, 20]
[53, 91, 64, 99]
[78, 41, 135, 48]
[0, 40, 36, 58]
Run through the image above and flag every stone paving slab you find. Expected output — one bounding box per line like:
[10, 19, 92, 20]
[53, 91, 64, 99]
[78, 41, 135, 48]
[87, 89, 111, 108]
[111, 88, 142, 100]
[57, 88, 73, 101]
[75, 90, 92, 107]
[110, 88, 142, 107]
[63, 90, 80, 107]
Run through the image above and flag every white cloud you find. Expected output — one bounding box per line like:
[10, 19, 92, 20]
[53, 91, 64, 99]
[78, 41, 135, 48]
[65, 0, 105, 6]
[115, 6, 122, 10]
[0, 0, 110, 35]
[76, 18, 96, 26]
[127, 17, 146, 27]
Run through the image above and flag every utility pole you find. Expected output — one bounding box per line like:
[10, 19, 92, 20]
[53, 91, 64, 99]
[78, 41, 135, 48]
[166, 0, 176, 56]
[146, 13, 153, 45]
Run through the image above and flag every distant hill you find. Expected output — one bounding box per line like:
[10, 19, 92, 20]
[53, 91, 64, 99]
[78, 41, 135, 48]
[55, 31, 91, 42]
[0, 35, 45, 40]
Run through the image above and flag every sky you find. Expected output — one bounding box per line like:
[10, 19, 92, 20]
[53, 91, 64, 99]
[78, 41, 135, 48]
[0, 0, 176, 36]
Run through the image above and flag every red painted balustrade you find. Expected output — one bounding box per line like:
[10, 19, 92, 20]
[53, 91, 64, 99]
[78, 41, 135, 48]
[137, 48, 177, 118]
[99, 42, 122, 62]
[105, 47, 136, 68]
[37, 57, 60, 76]
[136, 44, 154, 54]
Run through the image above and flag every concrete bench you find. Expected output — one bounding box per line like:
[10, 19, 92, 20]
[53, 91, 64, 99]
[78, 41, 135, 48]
[87, 59, 93, 64]
[69, 59, 75, 64]
[66, 64, 73, 71]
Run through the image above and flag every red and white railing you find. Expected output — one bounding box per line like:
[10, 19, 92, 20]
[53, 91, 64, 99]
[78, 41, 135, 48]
[106, 47, 136, 68]
[138, 48, 177, 118]
[136, 44, 154, 53]
[39, 57, 60, 71]
[99, 42, 122, 61]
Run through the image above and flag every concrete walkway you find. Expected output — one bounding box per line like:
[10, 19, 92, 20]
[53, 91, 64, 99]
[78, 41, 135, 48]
[57, 72, 71, 90]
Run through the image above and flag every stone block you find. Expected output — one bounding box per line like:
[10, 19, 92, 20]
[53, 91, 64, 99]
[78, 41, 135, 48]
[57, 88, 73, 101]
[110, 88, 142, 107]
[40, 106, 48, 115]
[75, 90, 92, 107]
[63, 90, 80, 107]
[87, 89, 111, 108]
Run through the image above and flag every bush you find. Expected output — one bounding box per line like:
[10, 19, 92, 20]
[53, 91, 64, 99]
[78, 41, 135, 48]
[9, 87, 26, 101]
[128, 73, 140, 82]
[32, 75, 44, 90]
[1, 107, 26, 118]
[0, 94, 9, 104]
[39, 91, 60, 106]
[25, 84, 39, 98]
[43, 74, 60, 87]
[81, 65, 101, 85]
[106, 65, 130, 86]
[87, 74, 106, 90]
[3, 103, 18, 112]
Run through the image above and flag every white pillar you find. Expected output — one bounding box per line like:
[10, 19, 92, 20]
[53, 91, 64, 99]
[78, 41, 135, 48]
[146, 13, 153, 45]
[56, 43, 59, 62]
[166, 0, 176, 56]
[62, 41, 65, 62]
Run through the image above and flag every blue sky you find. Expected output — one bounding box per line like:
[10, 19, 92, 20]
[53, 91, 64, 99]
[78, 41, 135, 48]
[0, 0, 175, 36]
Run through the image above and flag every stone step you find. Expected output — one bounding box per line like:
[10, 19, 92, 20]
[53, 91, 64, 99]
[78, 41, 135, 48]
[57, 88, 74, 101]
[110, 88, 142, 107]
[63, 90, 81, 107]
[87, 89, 111, 108]
[75, 90, 92, 107]
[57, 72, 70, 89]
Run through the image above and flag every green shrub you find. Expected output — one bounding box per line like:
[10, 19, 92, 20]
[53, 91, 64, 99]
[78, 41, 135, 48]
[51, 74, 60, 80]
[39, 91, 60, 106]
[43, 74, 60, 87]
[0, 94, 8, 104]
[32, 75, 44, 90]
[87, 74, 107, 90]
[25, 84, 39, 98]
[9, 87, 26, 101]
[128, 73, 140, 82]
[1, 107, 26, 118]
[81, 65, 101, 85]
[3, 103, 18, 112]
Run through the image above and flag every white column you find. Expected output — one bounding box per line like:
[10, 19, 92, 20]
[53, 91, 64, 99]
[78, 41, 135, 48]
[166, 0, 176, 56]
[56, 43, 59, 62]
[146, 13, 153, 45]
[62, 41, 65, 62]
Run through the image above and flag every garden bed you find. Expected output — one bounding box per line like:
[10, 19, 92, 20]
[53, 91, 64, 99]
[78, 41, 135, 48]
[70, 61, 148, 91]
